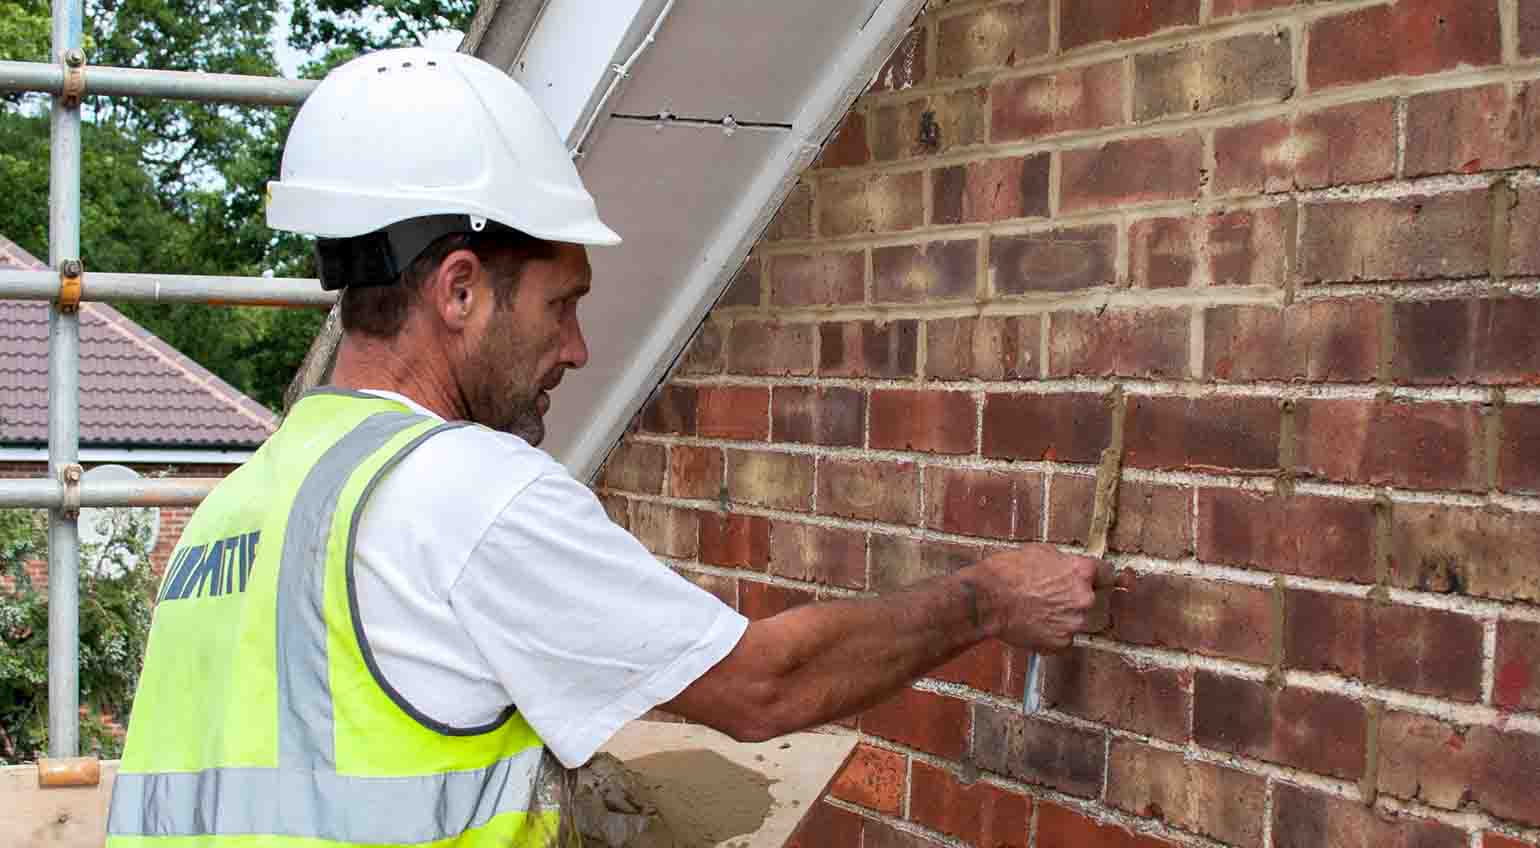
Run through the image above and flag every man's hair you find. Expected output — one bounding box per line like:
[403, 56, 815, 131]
[339, 229, 556, 338]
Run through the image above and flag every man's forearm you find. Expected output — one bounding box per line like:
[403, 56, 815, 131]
[665, 563, 1001, 741]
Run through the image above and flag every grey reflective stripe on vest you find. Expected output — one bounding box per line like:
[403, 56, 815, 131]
[108, 411, 545, 842]
[106, 747, 545, 842]
[277, 411, 423, 769]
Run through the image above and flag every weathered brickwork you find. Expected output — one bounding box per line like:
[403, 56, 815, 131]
[598, 1, 1540, 845]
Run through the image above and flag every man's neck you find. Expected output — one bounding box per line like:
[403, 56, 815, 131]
[329, 334, 467, 422]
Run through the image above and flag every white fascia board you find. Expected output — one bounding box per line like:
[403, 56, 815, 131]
[0, 447, 255, 465]
[558, 0, 926, 481]
[509, 0, 665, 147]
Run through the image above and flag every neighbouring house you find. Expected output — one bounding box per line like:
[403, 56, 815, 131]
[0, 235, 276, 586]
[585, 2, 1540, 847]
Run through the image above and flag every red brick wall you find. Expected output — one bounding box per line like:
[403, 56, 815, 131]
[0, 461, 241, 590]
[596, 2, 1540, 846]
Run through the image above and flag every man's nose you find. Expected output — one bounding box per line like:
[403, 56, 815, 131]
[562, 317, 589, 370]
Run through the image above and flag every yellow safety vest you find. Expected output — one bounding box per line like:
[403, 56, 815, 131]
[107, 390, 559, 847]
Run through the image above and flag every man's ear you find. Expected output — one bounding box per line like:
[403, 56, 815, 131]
[431, 248, 484, 332]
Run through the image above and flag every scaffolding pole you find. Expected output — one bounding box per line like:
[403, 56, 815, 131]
[0, 59, 317, 106]
[46, 0, 83, 759]
[0, 269, 335, 307]
[0, 478, 220, 509]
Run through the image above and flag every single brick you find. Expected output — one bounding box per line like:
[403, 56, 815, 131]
[1293, 399, 1487, 492]
[1061, 0, 1199, 49]
[862, 687, 970, 759]
[830, 744, 905, 815]
[1046, 473, 1095, 546]
[727, 320, 816, 376]
[982, 392, 1113, 464]
[1214, 0, 1295, 17]
[1194, 672, 1368, 779]
[926, 467, 1035, 540]
[925, 316, 1040, 381]
[991, 225, 1117, 294]
[817, 458, 920, 525]
[870, 390, 977, 454]
[697, 386, 769, 441]
[992, 60, 1124, 142]
[873, 239, 978, 304]
[1526, 0, 1540, 57]
[768, 251, 864, 307]
[820, 319, 919, 378]
[865, 819, 946, 848]
[1107, 739, 1267, 848]
[767, 521, 865, 589]
[1496, 618, 1540, 711]
[1515, 185, 1540, 276]
[766, 183, 813, 243]
[1391, 503, 1540, 603]
[1043, 646, 1191, 742]
[1485, 835, 1537, 848]
[1135, 31, 1293, 121]
[1048, 307, 1189, 379]
[930, 640, 1013, 695]
[600, 440, 666, 494]
[1130, 207, 1291, 288]
[597, 493, 629, 530]
[936, 1, 1051, 78]
[771, 386, 864, 447]
[1111, 572, 1273, 663]
[1205, 301, 1380, 383]
[1406, 82, 1540, 177]
[870, 24, 926, 92]
[1272, 782, 1468, 848]
[1198, 490, 1377, 582]
[1214, 100, 1397, 195]
[682, 571, 736, 608]
[1308, 0, 1501, 91]
[1123, 395, 1281, 473]
[1284, 591, 1484, 700]
[819, 171, 925, 237]
[786, 801, 864, 848]
[971, 705, 1105, 797]
[870, 88, 988, 162]
[631, 503, 699, 560]
[698, 512, 770, 571]
[1377, 711, 1540, 827]
[725, 449, 815, 511]
[869, 533, 980, 592]
[679, 319, 725, 375]
[738, 580, 813, 620]
[933, 155, 1051, 224]
[1037, 802, 1175, 848]
[668, 444, 722, 500]
[1061, 133, 1204, 213]
[641, 385, 697, 434]
[816, 111, 869, 170]
[909, 760, 1030, 848]
[1111, 481, 1193, 559]
[1300, 191, 1492, 283]
[1393, 298, 1540, 386]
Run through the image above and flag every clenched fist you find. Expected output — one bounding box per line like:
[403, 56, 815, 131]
[970, 544, 1113, 651]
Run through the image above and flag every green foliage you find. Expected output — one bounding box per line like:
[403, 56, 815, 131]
[0, 507, 157, 764]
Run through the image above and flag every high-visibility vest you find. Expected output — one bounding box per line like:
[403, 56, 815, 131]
[107, 390, 560, 847]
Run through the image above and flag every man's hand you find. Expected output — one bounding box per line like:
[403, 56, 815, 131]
[972, 544, 1109, 652]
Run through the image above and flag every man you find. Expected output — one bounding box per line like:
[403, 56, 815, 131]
[107, 48, 1105, 847]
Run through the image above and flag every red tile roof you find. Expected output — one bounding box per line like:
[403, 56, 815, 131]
[0, 236, 277, 448]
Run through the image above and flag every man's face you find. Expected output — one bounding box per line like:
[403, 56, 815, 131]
[464, 243, 592, 445]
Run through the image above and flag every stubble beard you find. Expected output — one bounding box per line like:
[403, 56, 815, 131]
[470, 323, 548, 446]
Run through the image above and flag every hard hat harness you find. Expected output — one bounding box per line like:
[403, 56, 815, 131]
[315, 214, 523, 291]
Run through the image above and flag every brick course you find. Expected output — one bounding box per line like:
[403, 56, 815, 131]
[595, 0, 1540, 842]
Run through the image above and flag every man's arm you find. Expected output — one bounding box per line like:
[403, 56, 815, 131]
[661, 543, 1102, 743]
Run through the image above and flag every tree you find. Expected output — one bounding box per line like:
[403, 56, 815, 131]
[0, 0, 477, 410]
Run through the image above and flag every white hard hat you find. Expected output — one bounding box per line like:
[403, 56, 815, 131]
[266, 47, 620, 256]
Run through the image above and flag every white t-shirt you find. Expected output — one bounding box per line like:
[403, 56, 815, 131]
[349, 390, 748, 768]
